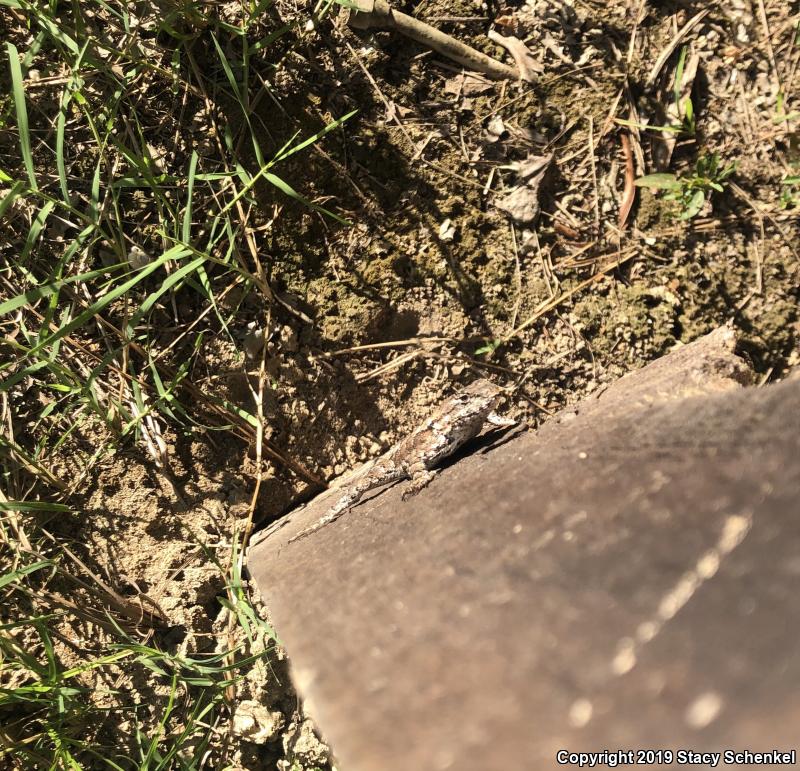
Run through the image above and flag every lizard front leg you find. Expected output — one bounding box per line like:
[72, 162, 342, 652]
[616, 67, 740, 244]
[401, 460, 438, 501]
[487, 412, 516, 427]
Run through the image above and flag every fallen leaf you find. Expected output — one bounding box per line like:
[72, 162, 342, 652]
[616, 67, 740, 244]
[496, 186, 541, 224]
[496, 154, 552, 225]
[384, 100, 413, 123]
[487, 30, 540, 83]
[443, 72, 494, 97]
[506, 154, 552, 181]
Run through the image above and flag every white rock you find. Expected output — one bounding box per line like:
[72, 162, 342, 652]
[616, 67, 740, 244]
[127, 245, 151, 270]
[231, 700, 284, 744]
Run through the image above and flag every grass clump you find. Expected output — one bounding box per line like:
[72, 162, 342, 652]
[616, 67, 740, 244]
[1, 0, 347, 766]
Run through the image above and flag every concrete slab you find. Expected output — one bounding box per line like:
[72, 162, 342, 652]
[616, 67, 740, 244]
[248, 329, 800, 769]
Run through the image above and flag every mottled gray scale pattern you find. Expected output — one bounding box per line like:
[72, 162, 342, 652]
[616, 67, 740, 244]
[288, 379, 514, 543]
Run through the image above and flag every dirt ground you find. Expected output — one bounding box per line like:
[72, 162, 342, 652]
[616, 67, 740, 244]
[5, 0, 799, 768]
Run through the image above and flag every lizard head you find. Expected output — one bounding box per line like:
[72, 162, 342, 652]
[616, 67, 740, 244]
[457, 378, 506, 410]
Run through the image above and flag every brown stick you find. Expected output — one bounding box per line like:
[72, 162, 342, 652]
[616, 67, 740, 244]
[348, 0, 519, 81]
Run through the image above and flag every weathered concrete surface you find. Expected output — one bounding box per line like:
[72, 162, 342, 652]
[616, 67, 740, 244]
[248, 328, 800, 769]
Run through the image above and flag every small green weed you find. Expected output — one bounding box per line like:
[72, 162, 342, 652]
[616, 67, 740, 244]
[635, 153, 736, 220]
[780, 173, 800, 209]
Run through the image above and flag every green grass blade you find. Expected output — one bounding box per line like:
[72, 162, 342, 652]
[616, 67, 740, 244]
[210, 34, 242, 103]
[25, 246, 191, 358]
[6, 42, 38, 191]
[55, 92, 70, 204]
[126, 254, 207, 337]
[673, 44, 687, 106]
[0, 179, 27, 220]
[274, 108, 357, 163]
[265, 171, 348, 223]
[30, 8, 80, 54]
[20, 200, 54, 263]
[0, 264, 121, 317]
[182, 150, 198, 243]
[0, 561, 53, 590]
[88, 159, 102, 223]
[0, 500, 69, 512]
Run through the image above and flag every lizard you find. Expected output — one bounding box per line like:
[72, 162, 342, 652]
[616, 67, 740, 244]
[288, 378, 516, 543]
